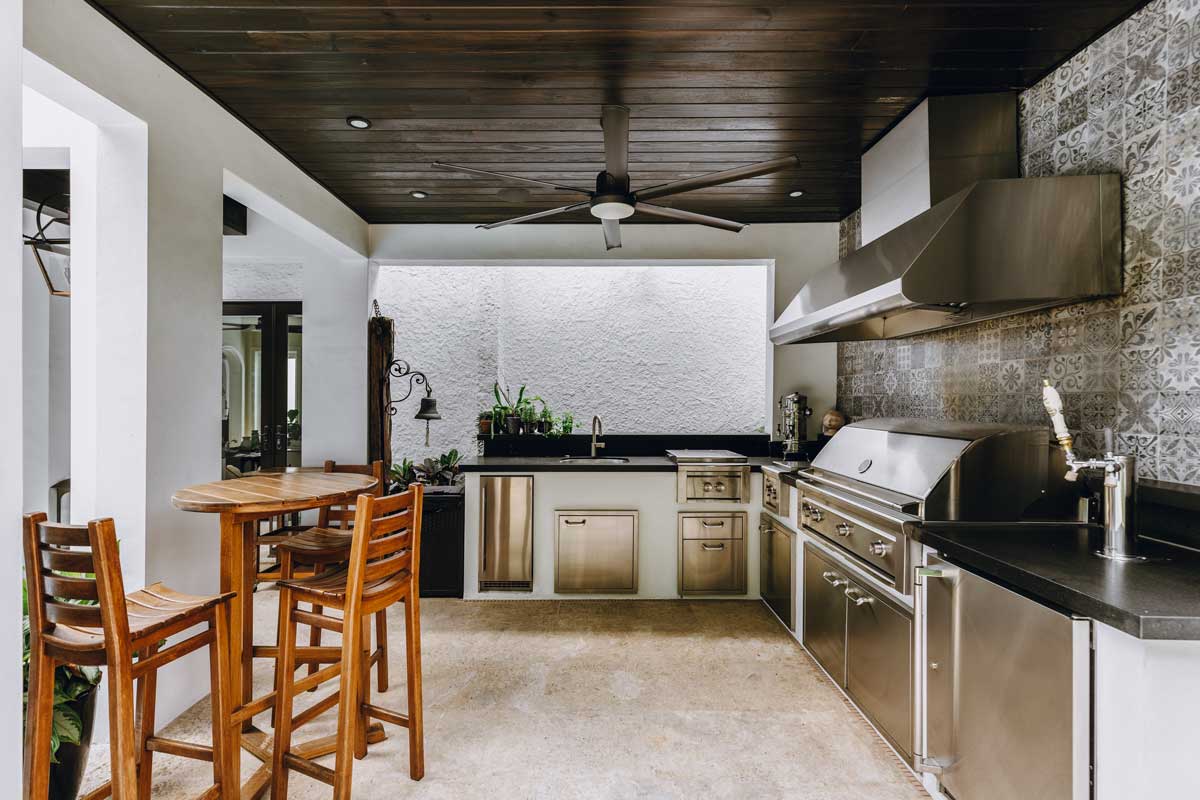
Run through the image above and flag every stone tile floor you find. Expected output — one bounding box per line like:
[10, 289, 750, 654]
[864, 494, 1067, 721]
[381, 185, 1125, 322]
[81, 596, 928, 799]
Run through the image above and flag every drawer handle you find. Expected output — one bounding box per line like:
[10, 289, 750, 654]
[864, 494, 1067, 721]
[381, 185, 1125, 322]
[701, 543, 726, 551]
[562, 519, 587, 526]
[715, 482, 727, 492]
[809, 508, 824, 522]
[821, 570, 847, 587]
[844, 587, 873, 606]
[835, 522, 853, 537]
[868, 540, 890, 557]
[701, 520, 726, 528]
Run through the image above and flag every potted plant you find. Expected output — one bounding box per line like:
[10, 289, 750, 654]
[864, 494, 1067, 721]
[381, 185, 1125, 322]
[286, 408, 301, 441]
[414, 449, 465, 487]
[519, 403, 538, 435]
[538, 405, 553, 435]
[494, 383, 522, 436]
[560, 411, 575, 436]
[23, 583, 103, 800]
[477, 411, 492, 436]
[389, 457, 417, 492]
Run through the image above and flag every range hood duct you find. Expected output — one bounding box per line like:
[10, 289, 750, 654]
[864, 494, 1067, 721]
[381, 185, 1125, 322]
[770, 173, 1122, 344]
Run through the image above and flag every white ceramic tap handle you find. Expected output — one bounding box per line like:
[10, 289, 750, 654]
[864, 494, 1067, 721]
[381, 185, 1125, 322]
[1042, 380, 1072, 441]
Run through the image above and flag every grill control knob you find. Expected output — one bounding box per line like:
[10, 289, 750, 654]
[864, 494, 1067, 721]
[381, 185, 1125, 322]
[836, 522, 853, 537]
[810, 508, 824, 522]
[703, 482, 713, 492]
[715, 482, 726, 492]
[869, 540, 890, 557]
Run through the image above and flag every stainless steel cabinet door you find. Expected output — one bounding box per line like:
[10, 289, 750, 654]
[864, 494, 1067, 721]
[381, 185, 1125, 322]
[681, 538, 744, 594]
[802, 543, 847, 685]
[479, 476, 533, 589]
[845, 578, 913, 759]
[760, 521, 794, 629]
[928, 561, 1089, 800]
[555, 512, 637, 593]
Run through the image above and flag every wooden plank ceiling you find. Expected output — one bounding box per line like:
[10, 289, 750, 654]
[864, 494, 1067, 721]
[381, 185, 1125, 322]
[90, 0, 1145, 225]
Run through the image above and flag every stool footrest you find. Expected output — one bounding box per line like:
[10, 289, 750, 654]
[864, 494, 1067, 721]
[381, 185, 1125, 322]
[284, 752, 336, 786]
[146, 736, 214, 762]
[365, 703, 410, 728]
[292, 688, 341, 730]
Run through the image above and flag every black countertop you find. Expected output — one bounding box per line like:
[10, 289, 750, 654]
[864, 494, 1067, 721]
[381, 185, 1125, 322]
[913, 523, 1200, 641]
[462, 456, 778, 472]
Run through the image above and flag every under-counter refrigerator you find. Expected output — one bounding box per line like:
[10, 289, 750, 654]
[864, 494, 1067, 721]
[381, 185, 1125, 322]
[478, 475, 533, 591]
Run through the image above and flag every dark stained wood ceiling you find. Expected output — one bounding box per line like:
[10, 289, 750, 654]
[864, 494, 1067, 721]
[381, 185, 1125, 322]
[89, 0, 1146, 225]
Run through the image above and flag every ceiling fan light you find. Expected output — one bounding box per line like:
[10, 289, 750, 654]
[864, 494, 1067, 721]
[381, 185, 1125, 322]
[590, 200, 635, 220]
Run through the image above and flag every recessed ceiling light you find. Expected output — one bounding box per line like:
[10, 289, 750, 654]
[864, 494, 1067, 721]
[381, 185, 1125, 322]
[346, 115, 371, 129]
[410, 190, 429, 199]
[789, 190, 804, 198]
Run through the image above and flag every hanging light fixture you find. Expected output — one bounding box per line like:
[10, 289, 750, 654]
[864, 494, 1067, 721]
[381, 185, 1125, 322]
[24, 194, 71, 297]
[383, 358, 441, 448]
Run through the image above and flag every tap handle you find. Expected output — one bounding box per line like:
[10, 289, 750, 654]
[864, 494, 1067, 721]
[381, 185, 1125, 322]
[1042, 380, 1074, 454]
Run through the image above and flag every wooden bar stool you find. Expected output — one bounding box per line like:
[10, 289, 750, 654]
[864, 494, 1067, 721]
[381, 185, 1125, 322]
[22, 513, 236, 800]
[272, 460, 389, 693]
[270, 484, 425, 799]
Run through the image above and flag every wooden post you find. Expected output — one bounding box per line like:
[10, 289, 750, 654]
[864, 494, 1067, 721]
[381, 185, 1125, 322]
[368, 315, 395, 467]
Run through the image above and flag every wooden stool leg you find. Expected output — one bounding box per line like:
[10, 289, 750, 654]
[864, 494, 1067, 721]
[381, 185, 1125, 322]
[24, 647, 55, 800]
[134, 645, 159, 798]
[269, 588, 300, 800]
[270, 549, 295, 727]
[209, 603, 235, 795]
[332, 606, 364, 800]
[375, 608, 389, 692]
[404, 590, 425, 780]
[107, 656, 139, 799]
[355, 617, 371, 760]
[306, 562, 326, 679]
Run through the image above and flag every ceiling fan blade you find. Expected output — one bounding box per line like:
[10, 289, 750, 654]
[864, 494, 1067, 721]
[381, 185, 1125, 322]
[432, 161, 591, 194]
[635, 155, 801, 201]
[601, 105, 630, 184]
[476, 201, 591, 230]
[635, 203, 746, 233]
[602, 218, 622, 250]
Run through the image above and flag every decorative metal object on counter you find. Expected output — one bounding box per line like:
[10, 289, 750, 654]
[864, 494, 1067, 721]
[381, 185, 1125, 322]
[382, 357, 440, 448]
[1042, 380, 1153, 562]
[776, 392, 812, 455]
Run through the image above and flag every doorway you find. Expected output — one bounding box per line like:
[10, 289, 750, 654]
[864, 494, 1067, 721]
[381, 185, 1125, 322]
[222, 301, 302, 472]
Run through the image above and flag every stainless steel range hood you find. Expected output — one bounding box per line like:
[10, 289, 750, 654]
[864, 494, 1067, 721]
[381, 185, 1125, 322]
[770, 173, 1121, 344]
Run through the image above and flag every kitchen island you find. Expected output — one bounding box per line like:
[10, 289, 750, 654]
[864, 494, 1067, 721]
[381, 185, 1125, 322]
[461, 456, 771, 600]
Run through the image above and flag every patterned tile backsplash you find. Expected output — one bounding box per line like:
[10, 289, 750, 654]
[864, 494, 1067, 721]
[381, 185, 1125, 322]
[836, 0, 1200, 485]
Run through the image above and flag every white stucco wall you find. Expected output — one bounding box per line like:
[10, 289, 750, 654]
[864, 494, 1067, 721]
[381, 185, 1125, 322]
[377, 263, 768, 462]
[1, 0, 22, 771]
[371, 222, 840, 441]
[224, 210, 370, 465]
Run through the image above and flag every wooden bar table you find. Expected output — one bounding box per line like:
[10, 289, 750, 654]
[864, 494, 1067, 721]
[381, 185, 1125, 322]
[172, 470, 380, 797]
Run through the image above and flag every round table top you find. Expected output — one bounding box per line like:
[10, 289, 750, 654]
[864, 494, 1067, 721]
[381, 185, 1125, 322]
[172, 472, 379, 515]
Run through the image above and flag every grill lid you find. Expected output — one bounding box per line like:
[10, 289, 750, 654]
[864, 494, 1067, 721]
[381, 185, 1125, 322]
[810, 418, 1047, 503]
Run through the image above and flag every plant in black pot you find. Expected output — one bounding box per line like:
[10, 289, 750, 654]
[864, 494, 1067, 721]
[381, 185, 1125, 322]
[23, 582, 102, 800]
[413, 449, 465, 488]
[494, 383, 523, 436]
[518, 403, 538, 435]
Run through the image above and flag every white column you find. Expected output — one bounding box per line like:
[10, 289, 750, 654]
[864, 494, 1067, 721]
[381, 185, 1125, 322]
[0, 0, 23, 768]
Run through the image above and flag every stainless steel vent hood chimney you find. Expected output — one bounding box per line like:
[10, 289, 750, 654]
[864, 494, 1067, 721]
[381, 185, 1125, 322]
[770, 94, 1122, 345]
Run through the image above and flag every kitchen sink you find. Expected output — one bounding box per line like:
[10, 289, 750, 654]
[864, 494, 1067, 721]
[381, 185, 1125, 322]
[558, 456, 630, 464]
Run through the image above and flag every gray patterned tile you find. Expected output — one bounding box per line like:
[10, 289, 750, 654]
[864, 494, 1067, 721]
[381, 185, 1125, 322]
[1127, 33, 1169, 94]
[1120, 347, 1163, 390]
[1130, 1, 1170, 54]
[1121, 303, 1162, 348]
[1160, 389, 1200, 433]
[1082, 352, 1121, 391]
[1083, 310, 1120, 352]
[1125, 259, 1164, 304]
[1161, 249, 1200, 297]
[1125, 214, 1165, 263]
[1116, 433, 1160, 478]
[1119, 389, 1163, 434]
[1160, 434, 1200, 481]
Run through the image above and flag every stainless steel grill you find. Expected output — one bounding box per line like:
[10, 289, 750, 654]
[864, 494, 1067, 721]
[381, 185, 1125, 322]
[797, 418, 1056, 594]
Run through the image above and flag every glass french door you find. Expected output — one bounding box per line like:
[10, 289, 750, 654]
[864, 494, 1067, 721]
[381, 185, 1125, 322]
[221, 301, 302, 473]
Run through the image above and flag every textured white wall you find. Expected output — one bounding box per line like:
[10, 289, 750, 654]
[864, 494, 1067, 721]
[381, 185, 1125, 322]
[376, 264, 768, 463]
[370, 222, 841, 441]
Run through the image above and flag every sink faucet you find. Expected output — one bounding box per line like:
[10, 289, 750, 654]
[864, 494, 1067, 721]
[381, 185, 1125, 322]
[590, 415, 605, 458]
[1042, 381, 1145, 562]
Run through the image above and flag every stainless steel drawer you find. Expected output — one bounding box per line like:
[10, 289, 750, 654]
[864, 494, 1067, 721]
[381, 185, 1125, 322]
[800, 485, 905, 589]
[676, 465, 750, 503]
[554, 511, 638, 593]
[845, 576, 913, 759]
[680, 538, 745, 594]
[760, 518, 794, 630]
[679, 512, 744, 540]
[802, 542, 847, 685]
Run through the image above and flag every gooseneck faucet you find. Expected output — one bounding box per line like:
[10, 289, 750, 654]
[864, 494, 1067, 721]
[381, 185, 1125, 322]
[590, 415, 605, 458]
[1042, 380, 1145, 561]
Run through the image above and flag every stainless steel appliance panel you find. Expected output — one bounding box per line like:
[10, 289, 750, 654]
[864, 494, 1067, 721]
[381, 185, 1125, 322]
[760, 518, 794, 629]
[554, 511, 638, 593]
[680, 538, 745, 594]
[845, 576, 914, 759]
[677, 465, 751, 503]
[762, 467, 789, 516]
[924, 558, 1089, 800]
[800, 484, 907, 590]
[680, 512, 744, 540]
[479, 475, 534, 590]
[802, 542, 847, 685]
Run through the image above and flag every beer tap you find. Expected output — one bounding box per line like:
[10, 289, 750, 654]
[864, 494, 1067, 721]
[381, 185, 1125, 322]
[1042, 380, 1147, 562]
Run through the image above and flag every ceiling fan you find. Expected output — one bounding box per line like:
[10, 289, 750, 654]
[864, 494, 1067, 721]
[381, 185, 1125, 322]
[432, 105, 800, 250]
